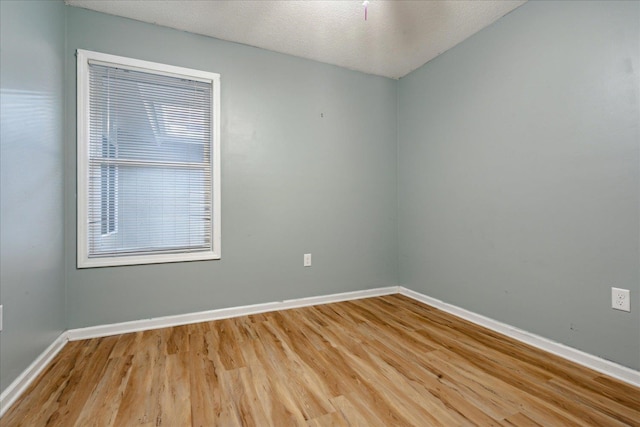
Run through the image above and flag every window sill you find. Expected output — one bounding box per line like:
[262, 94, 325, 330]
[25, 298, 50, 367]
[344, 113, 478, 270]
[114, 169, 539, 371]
[77, 250, 221, 269]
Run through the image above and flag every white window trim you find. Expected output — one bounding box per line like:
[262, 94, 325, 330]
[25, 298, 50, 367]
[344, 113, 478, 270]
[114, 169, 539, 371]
[77, 49, 221, 268]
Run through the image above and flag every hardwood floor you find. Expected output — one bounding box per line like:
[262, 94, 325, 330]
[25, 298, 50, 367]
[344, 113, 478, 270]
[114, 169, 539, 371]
[2, 294, 639, 426]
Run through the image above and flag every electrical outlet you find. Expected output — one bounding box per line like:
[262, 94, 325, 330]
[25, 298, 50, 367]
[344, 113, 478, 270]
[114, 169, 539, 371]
[611, 287, 630, 312]
[0, 305, 3, 332]
[304, 253, 312, 267]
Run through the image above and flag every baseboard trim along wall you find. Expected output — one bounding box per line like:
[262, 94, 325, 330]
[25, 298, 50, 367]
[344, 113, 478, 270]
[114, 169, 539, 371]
[0, 333, 69, 417]
[2, 285, 638, 417]
[398, 286, 640, 388]
[66, 286, 400, 341]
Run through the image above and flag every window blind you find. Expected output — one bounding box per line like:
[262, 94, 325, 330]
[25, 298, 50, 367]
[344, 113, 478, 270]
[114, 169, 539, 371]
[87, 62, 214, 258]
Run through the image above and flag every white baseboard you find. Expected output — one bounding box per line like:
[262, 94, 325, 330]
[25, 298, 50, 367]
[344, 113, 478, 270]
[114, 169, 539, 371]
[0, 332, 69, 417]
[398, 286, 640, 388]
[3, 284, 638, 418]
[67, 286, 400, 341]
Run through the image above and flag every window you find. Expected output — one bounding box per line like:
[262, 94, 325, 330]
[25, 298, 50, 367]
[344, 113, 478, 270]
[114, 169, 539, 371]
[77, 50, 221, 268]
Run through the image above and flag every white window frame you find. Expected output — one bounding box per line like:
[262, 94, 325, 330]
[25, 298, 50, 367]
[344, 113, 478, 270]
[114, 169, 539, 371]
[77, 49, 221, 268]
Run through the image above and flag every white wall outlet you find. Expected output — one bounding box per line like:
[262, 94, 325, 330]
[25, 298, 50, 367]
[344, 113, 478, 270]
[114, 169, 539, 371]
[303, 253, 312, 267]
[0, 305, 3, 332]
[611, 287, 630, 312]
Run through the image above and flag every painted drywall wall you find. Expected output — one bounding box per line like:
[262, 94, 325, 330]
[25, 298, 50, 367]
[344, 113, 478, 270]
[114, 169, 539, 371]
[64, 7, 398, 328]
[0, 0, 67, 392]
[398, 0, 639, 369]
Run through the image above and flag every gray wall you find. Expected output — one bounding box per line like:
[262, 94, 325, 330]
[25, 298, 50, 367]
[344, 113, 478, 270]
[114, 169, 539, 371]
[64, 7, 398, 328]
[0, 0, 67, 392]
[398, 0, 639, 369]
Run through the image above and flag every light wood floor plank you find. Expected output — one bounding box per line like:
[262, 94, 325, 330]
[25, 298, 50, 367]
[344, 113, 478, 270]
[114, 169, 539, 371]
[188, 330, 222, 427]
[73, 354, 134, 427]
[2, 295, 639, 426]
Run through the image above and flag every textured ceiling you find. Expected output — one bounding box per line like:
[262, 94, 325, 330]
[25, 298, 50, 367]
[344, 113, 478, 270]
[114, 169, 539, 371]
[65, 0, 526, 79]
